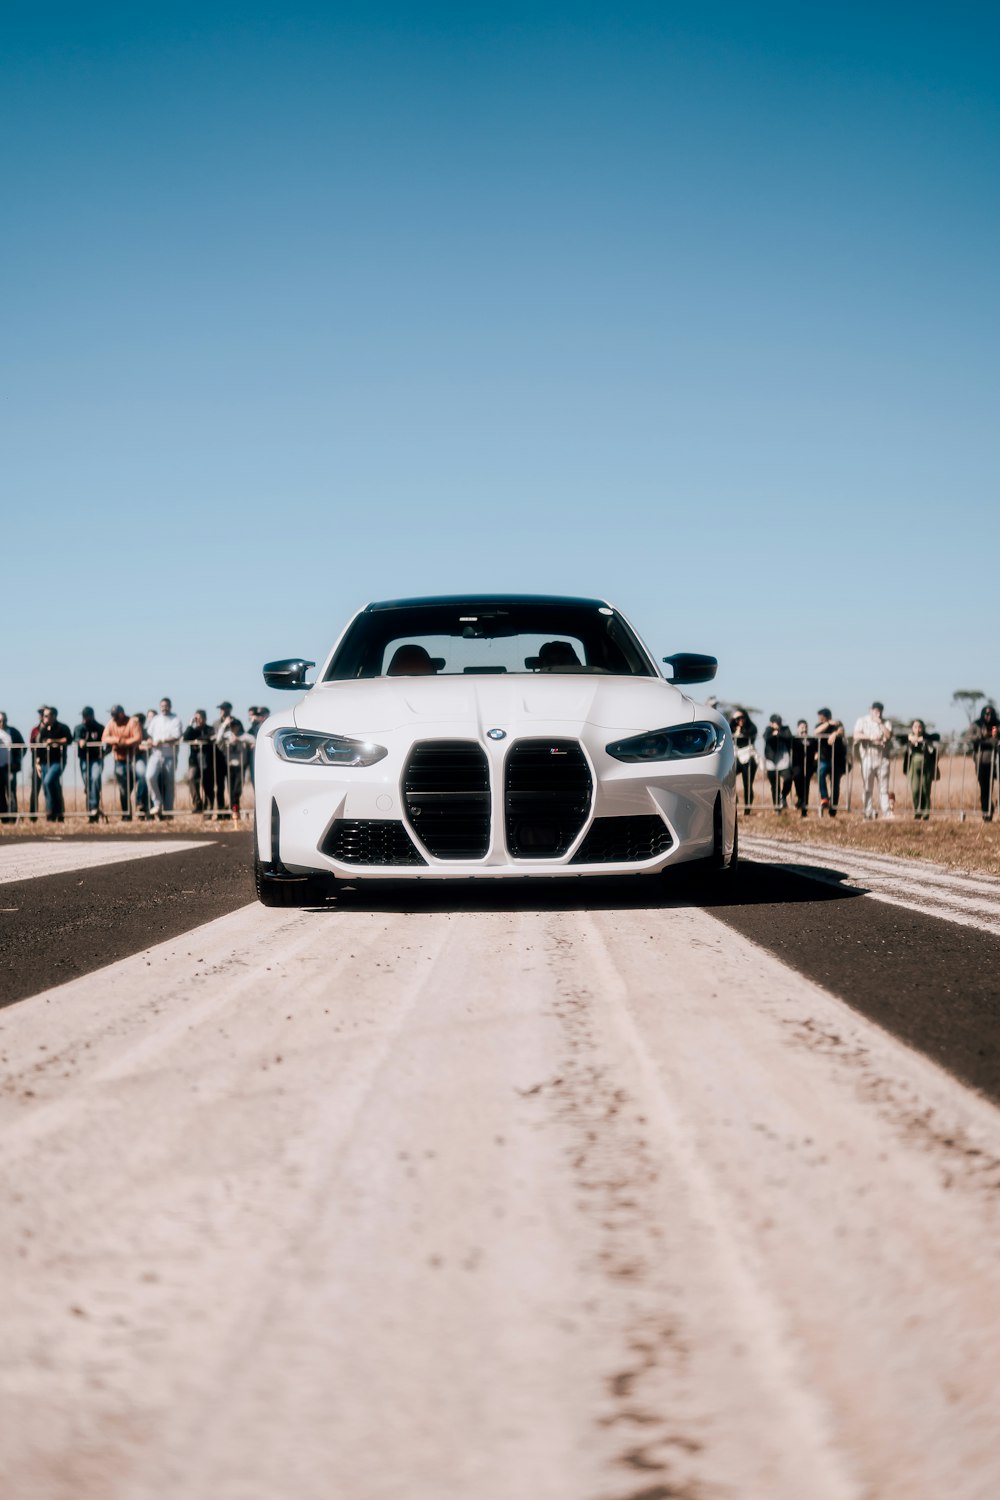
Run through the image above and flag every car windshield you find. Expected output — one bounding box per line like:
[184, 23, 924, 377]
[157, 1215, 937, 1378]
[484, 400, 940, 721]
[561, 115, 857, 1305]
[324, 601, 657, 681]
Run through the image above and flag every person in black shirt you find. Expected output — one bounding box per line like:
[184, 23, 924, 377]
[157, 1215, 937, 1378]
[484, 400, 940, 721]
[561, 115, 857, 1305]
[790, 719, 817, 817]
[813, 708, 847, 816]
[183, 710, 214, 814]
[73, 707, 106, 823]
[762, 714, 794, 810]
[729, 711, 759, 814]
[36, 706, 72, 822]
[0, 711, 22, 819]
[966, 704, 999, 821]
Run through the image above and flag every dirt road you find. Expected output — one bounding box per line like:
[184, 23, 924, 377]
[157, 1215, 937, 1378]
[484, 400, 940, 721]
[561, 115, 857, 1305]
[2, 842, 1000, 1499]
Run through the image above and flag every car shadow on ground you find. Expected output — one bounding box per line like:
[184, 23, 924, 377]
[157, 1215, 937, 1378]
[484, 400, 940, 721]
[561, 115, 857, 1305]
[302, 860, 866, 916]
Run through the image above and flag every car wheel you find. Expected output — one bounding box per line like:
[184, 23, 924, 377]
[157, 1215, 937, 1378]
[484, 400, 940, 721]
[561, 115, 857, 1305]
[253, 830, 331, 907]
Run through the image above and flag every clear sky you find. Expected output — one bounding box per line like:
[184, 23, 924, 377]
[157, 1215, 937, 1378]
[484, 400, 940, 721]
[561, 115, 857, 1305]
[3, 2, 997, 735]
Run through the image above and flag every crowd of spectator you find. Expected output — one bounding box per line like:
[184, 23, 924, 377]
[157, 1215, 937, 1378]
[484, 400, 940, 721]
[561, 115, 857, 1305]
[1, 695, 998, 826]
[0, 702, 270, 823]
[725, 702, 999, 822]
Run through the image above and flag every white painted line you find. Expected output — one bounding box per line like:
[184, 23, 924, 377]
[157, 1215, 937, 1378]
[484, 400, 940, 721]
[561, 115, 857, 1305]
[741, 834, 1000, 936]
[0, 840, 212, 886]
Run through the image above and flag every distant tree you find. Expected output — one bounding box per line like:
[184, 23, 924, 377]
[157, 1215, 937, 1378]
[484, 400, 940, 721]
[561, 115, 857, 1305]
[952, 690, 988, 722]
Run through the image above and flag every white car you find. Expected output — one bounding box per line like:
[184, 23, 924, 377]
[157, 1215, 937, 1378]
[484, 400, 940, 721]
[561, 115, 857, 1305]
[253, 594, 738, 905]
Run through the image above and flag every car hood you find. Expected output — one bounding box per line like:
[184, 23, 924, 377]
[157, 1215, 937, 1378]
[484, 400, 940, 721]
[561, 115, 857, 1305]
[292, 675, 698, 737]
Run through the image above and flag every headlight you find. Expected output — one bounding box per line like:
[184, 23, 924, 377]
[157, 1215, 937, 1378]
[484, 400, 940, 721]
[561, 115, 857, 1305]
[606, 721, 723, 763]
[272, 728, 388, 767]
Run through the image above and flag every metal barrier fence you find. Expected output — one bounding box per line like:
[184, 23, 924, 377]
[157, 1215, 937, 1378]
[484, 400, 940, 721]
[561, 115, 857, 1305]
[0, 741, 257, 823]
[734, 735, 998, 820]
[0, 732, 996, 823]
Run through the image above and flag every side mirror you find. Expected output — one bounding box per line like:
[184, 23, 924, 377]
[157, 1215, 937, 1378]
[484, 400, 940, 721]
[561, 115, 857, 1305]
[263, 658, 315, 691]
[662, 652, 718, 686]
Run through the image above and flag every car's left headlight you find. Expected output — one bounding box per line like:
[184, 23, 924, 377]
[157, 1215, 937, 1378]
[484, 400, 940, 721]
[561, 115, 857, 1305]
[606, 721, 723, 763]
[272, 728, 388, 767]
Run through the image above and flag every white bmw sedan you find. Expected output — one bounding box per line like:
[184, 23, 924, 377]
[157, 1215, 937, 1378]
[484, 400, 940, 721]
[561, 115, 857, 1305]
[253, 594, 737, 905]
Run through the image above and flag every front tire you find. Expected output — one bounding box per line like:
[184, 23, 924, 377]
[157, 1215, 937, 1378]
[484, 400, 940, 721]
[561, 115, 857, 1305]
[253, 827, 331, 907]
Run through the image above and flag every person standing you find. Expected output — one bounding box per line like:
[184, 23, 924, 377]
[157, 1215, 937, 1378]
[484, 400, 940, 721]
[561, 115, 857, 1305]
[212, 701, 235, 817]
[35, 706, 72, 822]
[146, 697, 184, 820]
[762, 714, 794, 811]
[102, 705, 143, 819]
[729, 711, 759, 815]
[73, 707, 107, 823]
[813, 708, 847, 816]
[28, 706, 46, 820]
[0, 713, 13, 820]
[790, 719, 817, 817]
[246, 706, 269, 786]
[0, 714, 25, 819]
[903, 720, 938, 820]
[183, 710, 214, 814]
[853, 700, 894, 820]
[215, 710, 250, 822]
[966, 704, 1000, 821]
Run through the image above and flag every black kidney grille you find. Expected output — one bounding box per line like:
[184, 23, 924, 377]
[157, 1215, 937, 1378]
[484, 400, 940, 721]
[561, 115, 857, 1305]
[570, 815, 673, 865]
[321, 819, 426, 866]
[504, 739, 593, 858]
[403, 741, 491, 859]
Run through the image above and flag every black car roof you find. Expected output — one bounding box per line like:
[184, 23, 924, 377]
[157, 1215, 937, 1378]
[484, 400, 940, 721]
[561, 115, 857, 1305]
[366, 593, 612, 612]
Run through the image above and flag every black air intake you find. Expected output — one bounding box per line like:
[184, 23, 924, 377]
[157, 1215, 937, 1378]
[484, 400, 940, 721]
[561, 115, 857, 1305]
[570, 815, 672, 864]
[504, 739, 593, 858]
[403, 741, 491, 859]
[321, 820, 426, 866]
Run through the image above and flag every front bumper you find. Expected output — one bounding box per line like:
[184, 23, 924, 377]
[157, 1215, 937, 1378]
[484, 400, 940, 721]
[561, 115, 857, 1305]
[256, 731, 736, 879]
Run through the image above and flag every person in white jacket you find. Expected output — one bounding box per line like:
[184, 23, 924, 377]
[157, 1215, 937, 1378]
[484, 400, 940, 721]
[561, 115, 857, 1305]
[853, 700, 894, 820]
[146, 696, 184, 820]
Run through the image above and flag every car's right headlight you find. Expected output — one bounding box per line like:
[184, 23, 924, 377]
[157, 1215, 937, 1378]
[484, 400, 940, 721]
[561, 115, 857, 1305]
[272, 729, 388, 767]
[606, 721, 723, 762]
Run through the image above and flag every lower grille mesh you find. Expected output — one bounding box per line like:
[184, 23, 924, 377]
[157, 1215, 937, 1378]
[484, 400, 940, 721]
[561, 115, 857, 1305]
[570, 815, 672, 864]
[321, 819, 426, 866]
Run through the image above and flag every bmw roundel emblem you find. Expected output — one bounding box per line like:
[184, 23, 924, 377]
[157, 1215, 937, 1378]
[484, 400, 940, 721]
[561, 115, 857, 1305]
[487, 727, 506, 741]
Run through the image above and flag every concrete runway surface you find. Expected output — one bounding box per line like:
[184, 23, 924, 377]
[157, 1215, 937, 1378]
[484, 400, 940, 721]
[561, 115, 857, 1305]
[2, 836, 1000, 1500]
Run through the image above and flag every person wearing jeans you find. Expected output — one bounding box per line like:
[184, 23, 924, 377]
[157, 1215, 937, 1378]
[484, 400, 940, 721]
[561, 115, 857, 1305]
[102, 706, 143, 819]
[35, 707, 71, 823]
[74, 707, 106, 823]
[813, 708, 847, 816]
[145, 697, 184, 820]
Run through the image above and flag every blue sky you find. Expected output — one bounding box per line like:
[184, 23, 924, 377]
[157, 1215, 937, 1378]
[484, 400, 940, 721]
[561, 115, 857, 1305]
[2, 3, 997, 734]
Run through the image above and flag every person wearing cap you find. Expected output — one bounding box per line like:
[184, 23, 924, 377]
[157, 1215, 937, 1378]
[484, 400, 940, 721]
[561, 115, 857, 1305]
[853, 700, 894, 820]
[215, 708, 251, 823]
[812, 708, 847, 816]
[146, 697, 184, 820]
[102, 706, 143, 820]
[211, 702, 235, 817]
[73, 707, 107, 823]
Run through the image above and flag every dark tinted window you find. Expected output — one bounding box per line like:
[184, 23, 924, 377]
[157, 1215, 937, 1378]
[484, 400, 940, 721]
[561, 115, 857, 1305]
[324, 602, 656, 681]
